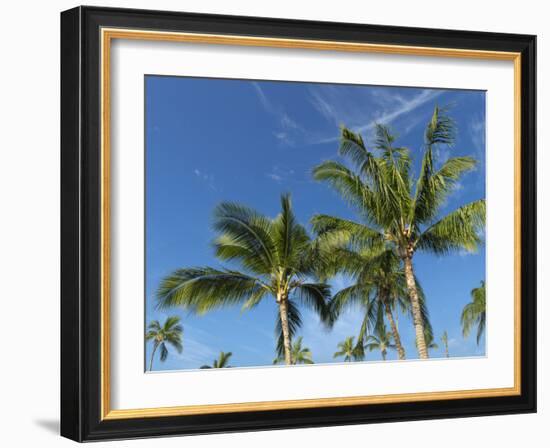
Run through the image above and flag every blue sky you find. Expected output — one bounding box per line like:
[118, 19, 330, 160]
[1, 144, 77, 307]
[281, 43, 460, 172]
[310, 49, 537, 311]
[145, 75, 486, 371]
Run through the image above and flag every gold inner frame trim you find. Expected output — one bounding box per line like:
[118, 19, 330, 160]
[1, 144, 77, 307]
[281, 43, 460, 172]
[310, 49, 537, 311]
[100, 27, 522, 420]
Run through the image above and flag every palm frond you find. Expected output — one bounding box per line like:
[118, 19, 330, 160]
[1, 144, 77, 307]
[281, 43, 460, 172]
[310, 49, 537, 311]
[412, 155, 477, 225]
[356, 299, 380, 344]
[425, 106, 455, 147]
[339, 127, 370, 167]
[240, 287, 270, 312]
[213, 201, 277, 271]
[476, 313, 486, 345]
[311, 214, 384, 252]
[145, 331, 157, 341]
[416, 199, 485, 255]
[166, 335, 183, 353]
[312, 161, 383, 224]
[156, 267, 266, 314]
[218, 351, 233, 368]
[271, 194, 312, 273]
[293, 282, 331, 324]
[147, 320, 161, 331]
[329, 284, 371, 324]
[159, 343, 169, 362]
[213, 235, 272, 276]
[461, 281, 486, 344]
[374, 124, 413, 208]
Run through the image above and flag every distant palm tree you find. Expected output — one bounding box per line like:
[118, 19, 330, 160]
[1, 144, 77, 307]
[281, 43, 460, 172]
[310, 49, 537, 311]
[461, 281, 486, 345]
[365, 324, 395, 361]
[274, 337, 314, 365]
[313, 107, 485, 359]
[200, 351, 233, 369]
[156, 194, 331, 365]
[145, 316, 183, 371]
[333, 336, 365, 362]
[441, 330, 450, 358]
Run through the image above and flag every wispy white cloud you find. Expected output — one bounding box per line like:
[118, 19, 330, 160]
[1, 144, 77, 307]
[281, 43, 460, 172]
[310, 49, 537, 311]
[309, 87, 444, 144]
[267, 173, 283, 182]
[251, 82, 304, 146]
[309, 88, 341, 124]
[251, 81, 275, 113]
[368, 90, 441, 137]
[265, 165, 295, 183]
[193, 168, 217, 191]
[448, 337, 459, 347]
[173, 337, 219, 368]
[273, 113, 301, 145]
[469, 116, 486, 160]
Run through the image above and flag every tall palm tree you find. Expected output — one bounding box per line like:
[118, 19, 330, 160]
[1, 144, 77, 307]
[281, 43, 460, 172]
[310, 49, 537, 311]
[461, 281, 486, 345]
[441, 330, 450, 358]
[326, 248, 430, 360]
[365, 324, 395, 361]
[145, 316, 183, 371]
[200, 351, 233, 369]
[313, 107, 485, 359]
[156, 194, 331, 365]
[274, 337, 314, 365]
[333, 336, 365, 362]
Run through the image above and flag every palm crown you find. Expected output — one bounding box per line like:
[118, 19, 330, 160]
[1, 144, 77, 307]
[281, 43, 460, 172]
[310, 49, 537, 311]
[145, 316, 183, 371]
[274, 336, 314, 365]
[312, 106, 485, 358]
[201, 351, 233, 369]
[156, 193, 331, 365]
[333, 336, 365, 362]
[461, 281, 486, 344]
[365, 324, 395, 361]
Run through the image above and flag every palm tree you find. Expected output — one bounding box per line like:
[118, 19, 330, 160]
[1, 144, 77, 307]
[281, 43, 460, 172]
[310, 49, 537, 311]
[156, 194, 331, 365]
[365, 324, 395, 361]
[326, 248, 430, 360]
[145, 316, 183, 371]
[313, 107, 485, 359]
[333, 336, 365, 362]
[200, 351, 233, 369]
[461, 281, 486, 345]
[274, 337, 314, 365]
[441, 330, 450, 357]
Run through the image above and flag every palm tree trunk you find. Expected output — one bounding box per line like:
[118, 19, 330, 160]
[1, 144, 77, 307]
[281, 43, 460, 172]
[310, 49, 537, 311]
[278, 297, 293, 365]
[384, 301, 406, 360]
[149, 342, 159, 371]
[382, 350, 387, 361]
[403, 255, 429, 359]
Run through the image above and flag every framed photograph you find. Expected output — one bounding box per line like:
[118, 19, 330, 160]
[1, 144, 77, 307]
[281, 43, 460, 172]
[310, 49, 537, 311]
[61, 6, 536, 442]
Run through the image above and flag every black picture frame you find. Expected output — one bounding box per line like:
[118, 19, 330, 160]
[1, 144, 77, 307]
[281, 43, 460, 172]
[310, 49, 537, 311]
[61, 5, 536, 442]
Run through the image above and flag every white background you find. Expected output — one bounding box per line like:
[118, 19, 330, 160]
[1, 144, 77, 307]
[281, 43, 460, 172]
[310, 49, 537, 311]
[111, 39, 515, 409]
[0, 0, 546, 447]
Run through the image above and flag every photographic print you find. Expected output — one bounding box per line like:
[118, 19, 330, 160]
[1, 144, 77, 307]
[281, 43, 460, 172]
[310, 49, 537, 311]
[145, 77, 486, 371]
[61, 8, 536, 440]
